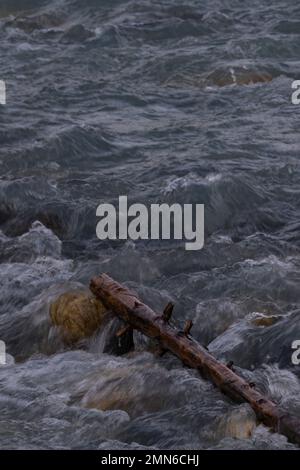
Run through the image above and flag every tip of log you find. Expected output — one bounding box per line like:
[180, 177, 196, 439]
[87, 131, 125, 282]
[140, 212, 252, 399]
[90, 275, 103, 291]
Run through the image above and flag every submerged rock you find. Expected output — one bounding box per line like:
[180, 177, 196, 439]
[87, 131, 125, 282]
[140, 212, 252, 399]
[166, 67, 273, 89]
[251, 313, 282, 327]
[217, 405, 257, 440]
[5, 13, 64, 33]
[50, 291, 107, 344]
[61, 24, 94, 43]
[206, 67, 273, 87]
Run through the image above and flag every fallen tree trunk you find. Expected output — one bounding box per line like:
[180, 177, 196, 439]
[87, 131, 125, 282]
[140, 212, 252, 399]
[90, 273, 300, 446]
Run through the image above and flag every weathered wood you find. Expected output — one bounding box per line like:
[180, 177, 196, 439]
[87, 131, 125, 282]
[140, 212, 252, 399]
[90, 273, 300, 446]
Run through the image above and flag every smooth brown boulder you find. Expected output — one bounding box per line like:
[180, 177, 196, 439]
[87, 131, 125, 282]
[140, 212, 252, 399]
[50, 291, 107, 344]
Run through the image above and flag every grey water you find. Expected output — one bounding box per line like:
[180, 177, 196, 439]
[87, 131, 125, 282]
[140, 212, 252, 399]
[0, 0, 300, 450]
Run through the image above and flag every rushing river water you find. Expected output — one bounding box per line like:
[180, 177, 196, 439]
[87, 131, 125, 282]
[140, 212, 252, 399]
[1, 0, 300, 450]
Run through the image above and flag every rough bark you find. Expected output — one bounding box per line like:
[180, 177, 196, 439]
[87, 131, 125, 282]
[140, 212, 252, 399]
[90, 273, 300, 446]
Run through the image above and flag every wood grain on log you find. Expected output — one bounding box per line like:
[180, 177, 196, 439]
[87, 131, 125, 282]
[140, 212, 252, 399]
[90, 273, 300, 446]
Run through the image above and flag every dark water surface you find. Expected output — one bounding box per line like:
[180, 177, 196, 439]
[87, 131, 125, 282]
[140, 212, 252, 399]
[0, 0, 300, 450]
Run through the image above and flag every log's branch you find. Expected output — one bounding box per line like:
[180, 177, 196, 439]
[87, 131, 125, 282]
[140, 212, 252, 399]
[90, 273, 300, 446]
[162, 302, 174, 323]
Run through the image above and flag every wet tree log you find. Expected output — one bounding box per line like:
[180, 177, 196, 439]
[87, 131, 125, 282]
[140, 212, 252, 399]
[90, 273, 300, 446]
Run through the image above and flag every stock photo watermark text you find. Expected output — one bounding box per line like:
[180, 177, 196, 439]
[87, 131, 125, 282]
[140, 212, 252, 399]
[0, 340, 6, 365]
[0, 80, 6, 105]
[291, 340, 300, 365]
[96, 196, 204, 251]
[291, 80, 300, 104]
